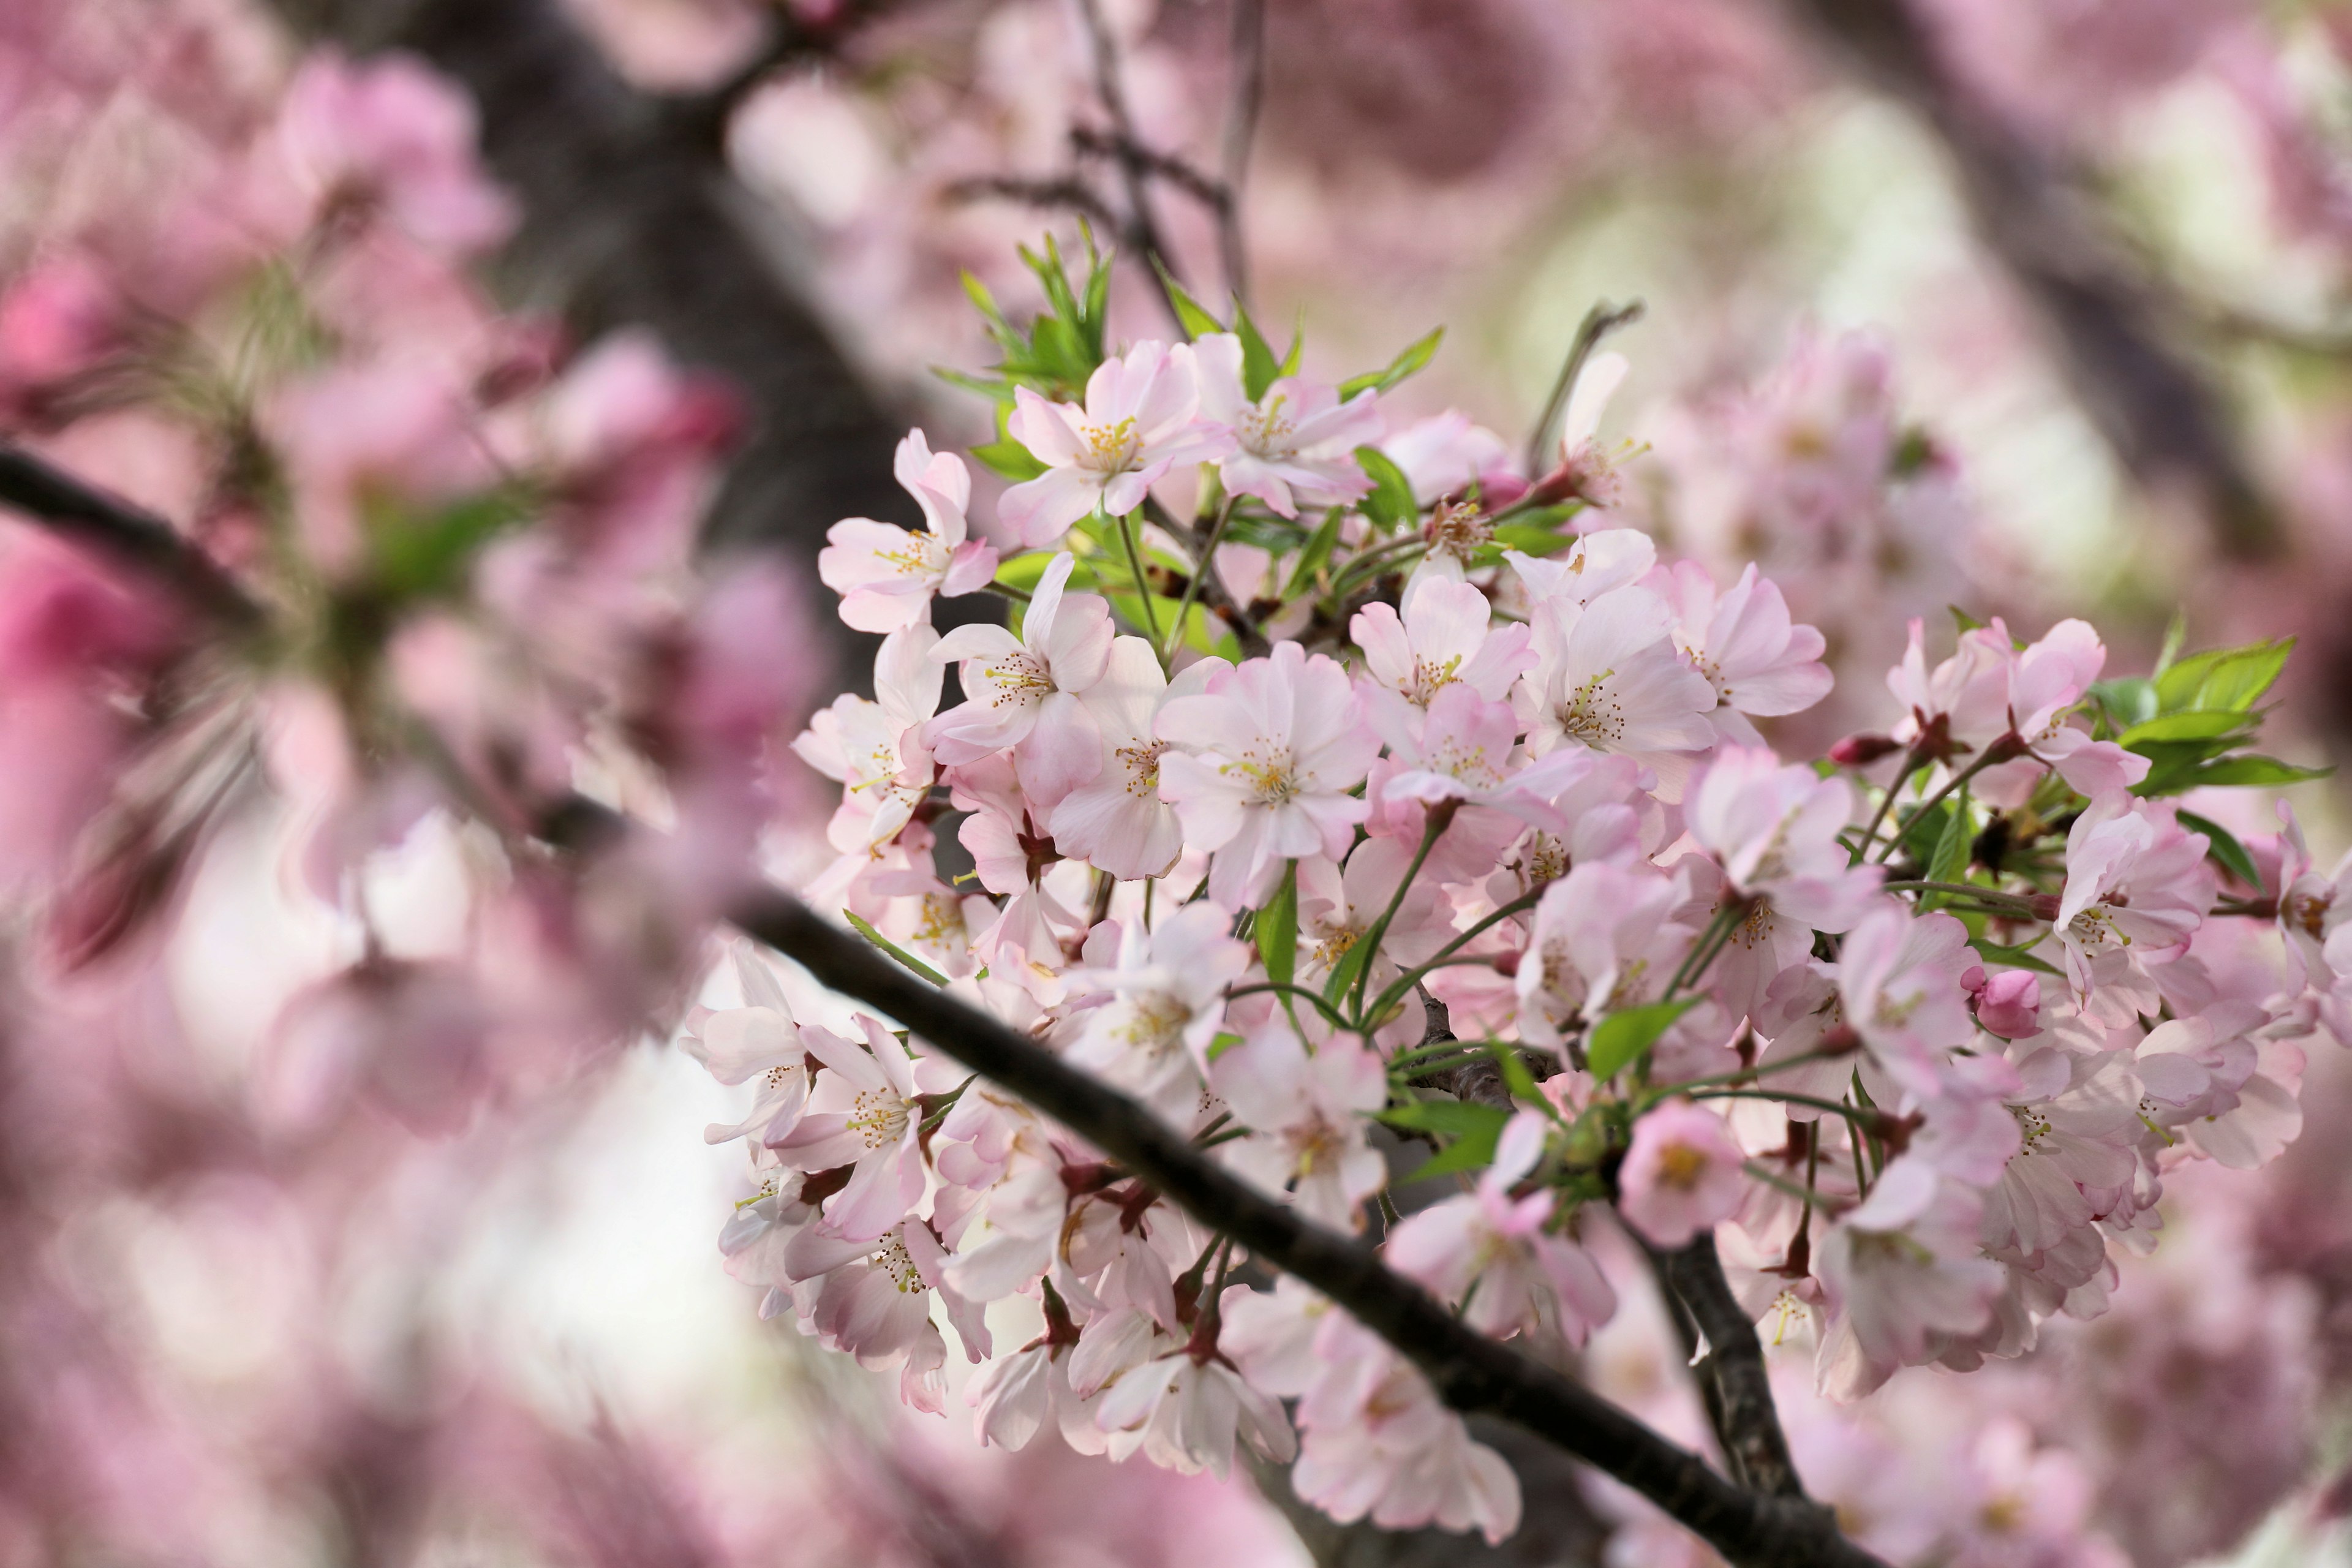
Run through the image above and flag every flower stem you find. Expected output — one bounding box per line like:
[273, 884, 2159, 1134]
[1163, 495, 1234, 662]
[1114, 505, 1164, 644]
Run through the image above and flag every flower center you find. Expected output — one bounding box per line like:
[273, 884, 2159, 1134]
[982, 650, 1056, 708]
[1079, 416, 1142, 474]
[1115, 738, 1167, 797]
[1423, 500, 1491, 563]
[1656, 1142, 1710, 1191]
[1225, 746, 1303, 805]
[846, 1087, 911, 1148]
[1555, 669, 1624, 745]
[877, 1232, 924, 1293]
[1240, 394, 1296, 457]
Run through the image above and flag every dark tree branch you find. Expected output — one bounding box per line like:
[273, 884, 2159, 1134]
[1070, 0, 1189, 331]
[941, 173, 1122, 232]
[1645, 1235, 1804, 1499]
[0, 447, 263, 633]
[731, 891, 1887, 1568]
[1781, 0, 2278, 557]
[1069, 127, 1232, 217]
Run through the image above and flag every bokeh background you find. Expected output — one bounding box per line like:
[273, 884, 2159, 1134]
[11, 0, 2352, 1563]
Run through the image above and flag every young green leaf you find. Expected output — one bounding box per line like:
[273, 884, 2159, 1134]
[1281, 509, 1346, 598]
[842, 910, 949, 987]
[1355, 446, 1419, 533]
[1586, 996, 1704, 1082]
[1339, 326, 1444, 399]
[1149, 255, 1227, 341]
[1235, 303, 1283, 402]
[1257, 862, 1298, 989]
[1920, 788, 1973, 907]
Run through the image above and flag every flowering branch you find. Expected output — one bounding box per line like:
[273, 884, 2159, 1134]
[728, 889, 1889, 1568]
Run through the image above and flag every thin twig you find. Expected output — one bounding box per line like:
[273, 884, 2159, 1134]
[1070, 0, 1187, 331]
[1145, 496, 1269, 657]
[1525, 300, 1645, 477]
[942, 173, 1121, 232]
[1218, 0, 1265, 306]
[0, 445, 263, 632]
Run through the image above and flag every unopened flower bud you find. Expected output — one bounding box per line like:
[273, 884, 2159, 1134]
[1829, 733, 1904, 767]
[1967, 967, 2041, 1039]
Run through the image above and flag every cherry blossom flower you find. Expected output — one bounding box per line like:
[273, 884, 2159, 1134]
[1049, 637, 1224, 879]
[1213, 1025, 1388, 1227]
[1381, 411, 1518, 505]
[1067, 903, 1252, 1120]
[1513, 859, 1697, 1054]
[1193, 333, 1381, 517]
[785, 1219, 989, 1414]
[1973, 619, 2149, 807]
[2052, 793, 2216, 1008]
[769, 1015, 938, 1243]
[1618, 1099, 1749, 1247]
[998, 341, 1232, 543]
[1653, 559, 1834, 745]
[924, 552, 1114, 805]
[1513, 583, 1717, 792]
[1091, 1348, 1297, 1478]
[1157, 641, 1381, 908]
[1349, 575, 1533, 720]
[1385, 1112, 1616, 1348]
[1815, 1158, 2003, 1400]
[817, 429, 999, 631]
[791, 624, 943, 857]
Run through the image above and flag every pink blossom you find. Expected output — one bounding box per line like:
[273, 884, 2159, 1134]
[2053, 793, 2216, 1007]
[1156, 641, 1380, 908]
[1513, 583, 1718, 791]
[1213, 1025, 1388, 1227]
[770, 1015, 937, 1242]
[818, 429, 999, 631]
[1618, 1099, 1748, 1247]
[1975, 618, 2149, 806]
[1381, 410, 1517, 505]
[270, 51, 518, 255]
[791, 624, 943, 856]
[1067, 903, 1251, 1120]
[1815, 1158, 2003, 1400]
[924, 551, 1114, 805]
[1385, 1111, 1616, 1348]
[1968, 966, 2043, 1039]
[1654, 559, 1834, 744]
[1686, 744, 1883, 932]
[998, 342, 1232, 543]
[1513, 859, 1697, 1053]
[1090, 1350, 1297, 1478]
[1193, 333, 1381, 517]
[1349, 575, 1533, 717]
[1048, 637, 1223, 880]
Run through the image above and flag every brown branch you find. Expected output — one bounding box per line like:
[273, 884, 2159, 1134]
[1069, 0, 1188, 331]
[0, 446, 263, 632]
[941, 173, 1121, 232]
[1644, 1235, 1804, 1499]
[1218, 0, 1266, 307]
[0, 445, 1881, 1568]
[1781, 0, 2278, 558]
[732, 892, 1886, 1568]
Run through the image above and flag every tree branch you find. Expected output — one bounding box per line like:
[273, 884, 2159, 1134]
[0, 443, 1877, 1568]
[1218, 0, 1266, 307]
[1645, 1235, 1804, 1499]
[1069, 0, 1188, 331]
[1781, 0, 2278, 558]
[0, 446, 263, 631]
[731, 891, 1886, 1568]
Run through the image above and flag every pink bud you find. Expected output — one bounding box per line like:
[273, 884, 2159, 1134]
[1829, 733, 1903, 767]
[1969, 968, 2041, 1040]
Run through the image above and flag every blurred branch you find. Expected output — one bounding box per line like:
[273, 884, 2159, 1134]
[684, 0, 908, 142]
[1219, 0, 1266, 307]
[941, 173, 1121, 231]
[0, 445, 263, 632]
[732, 891, 1885, 1568]
[1071, 0, 1188, 330]
[263, 0, 944, 681]
[1526, 301, 1644, 478]
[1782, 0, 2280, 558]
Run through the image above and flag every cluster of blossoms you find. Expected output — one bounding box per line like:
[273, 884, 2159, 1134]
[691, 245, 2335, 1559]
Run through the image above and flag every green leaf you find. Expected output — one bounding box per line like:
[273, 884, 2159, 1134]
[1280, 315, 1304, 377]
[1489, 1041, 1544, 1107]
[1969, 937, 2060, 976]
[1920, 788, 1973, 906]
[2177, 810, 2263, 890]
[2120, 709, 2257, 746]
[971, 435, 1047, 482]
[1586, 996, 1703, 1082]
[2089, 676, 2158, 731]
[1949, 605, 1989, 635]
[1355, 446, 1419, 533]
[1235, 303, 1283, 402]
[1281, 509, 1346, 598]
[1339, 326, 1443, 399]
[2152, 609, 2188, 679]
[1381, 1099, 1510, 1181]
[2179, 755, 2332, 789]
[1257, 862, 1298, 990]
[1323, 935, 1373, 1011]
[1149, 255, 1227, 341]
[842, 910, 948, 987]
[368, 487, 533, 600]
[1207, 1031, 1245, 1061]
[2154, 639, 2292, 715]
